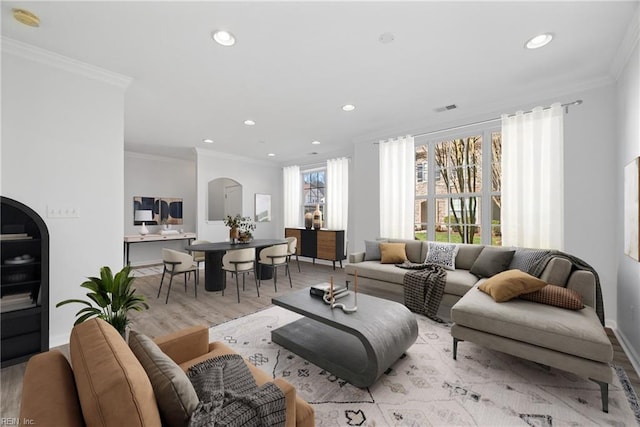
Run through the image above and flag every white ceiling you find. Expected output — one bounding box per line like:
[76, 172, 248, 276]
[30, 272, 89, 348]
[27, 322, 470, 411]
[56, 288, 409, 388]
[2, 1, 638, 163]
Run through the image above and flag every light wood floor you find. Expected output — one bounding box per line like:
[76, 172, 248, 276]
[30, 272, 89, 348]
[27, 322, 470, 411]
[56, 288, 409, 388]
[1, 261, 639, 419]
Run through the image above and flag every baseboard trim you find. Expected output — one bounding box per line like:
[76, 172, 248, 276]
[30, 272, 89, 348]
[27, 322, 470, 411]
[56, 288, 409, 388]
[613, 327, 640, 379]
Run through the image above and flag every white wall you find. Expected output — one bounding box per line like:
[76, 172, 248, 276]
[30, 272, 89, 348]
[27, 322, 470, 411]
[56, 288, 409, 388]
[124, 152, 196, 265]
[1, 45, 129, 347]
[349, 83, 620, 325]
[616, 36, 640, 367]
[195, 149, 282, 242]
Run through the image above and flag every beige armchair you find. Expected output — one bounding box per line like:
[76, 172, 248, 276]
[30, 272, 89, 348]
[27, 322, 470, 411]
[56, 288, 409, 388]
[222, 247, 258, 303]
[258, 244, 291, 292]
[159, 248, 198, 303]
[189, 239, 209, 272]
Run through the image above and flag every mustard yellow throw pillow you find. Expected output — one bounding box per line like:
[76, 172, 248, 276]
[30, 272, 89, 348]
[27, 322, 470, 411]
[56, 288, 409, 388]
[478, 269, 546, 302]
[379, 243, 407, 264]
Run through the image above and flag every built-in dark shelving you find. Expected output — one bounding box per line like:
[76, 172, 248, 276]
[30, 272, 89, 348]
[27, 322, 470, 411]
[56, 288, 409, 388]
[1, 196, 49, 367]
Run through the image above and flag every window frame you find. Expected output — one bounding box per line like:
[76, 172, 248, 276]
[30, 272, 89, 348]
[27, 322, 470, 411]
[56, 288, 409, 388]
[415, 124, 501, 245]
[301, 167, 327, 218]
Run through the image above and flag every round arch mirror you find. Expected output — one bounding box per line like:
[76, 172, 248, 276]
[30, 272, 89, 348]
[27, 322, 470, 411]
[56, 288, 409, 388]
[207, 178, 242, 221]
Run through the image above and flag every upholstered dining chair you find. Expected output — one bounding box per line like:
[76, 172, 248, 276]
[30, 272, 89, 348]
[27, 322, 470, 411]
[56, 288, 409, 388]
[285, 236, 300, 273]
[159, 248, 198, 304]
[222, 248, 258, 303]
[189, 239, 209, 282]
[258, 244, 291, 292]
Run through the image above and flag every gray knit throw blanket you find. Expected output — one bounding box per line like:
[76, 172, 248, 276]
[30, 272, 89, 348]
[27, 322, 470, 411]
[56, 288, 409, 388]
[187, 354, 286, 427]
[529, 250, 605, 326]
[401, 264, 447, 322]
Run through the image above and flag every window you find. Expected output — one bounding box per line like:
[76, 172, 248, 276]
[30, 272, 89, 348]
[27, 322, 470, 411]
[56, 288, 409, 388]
[414, 128, 502, 245]
[302, 168, 326, 218]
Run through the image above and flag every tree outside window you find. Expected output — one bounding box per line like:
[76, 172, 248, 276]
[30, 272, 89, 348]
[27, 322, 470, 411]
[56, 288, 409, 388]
[414, 131, 502, 245]
[302, 169, 326, 218]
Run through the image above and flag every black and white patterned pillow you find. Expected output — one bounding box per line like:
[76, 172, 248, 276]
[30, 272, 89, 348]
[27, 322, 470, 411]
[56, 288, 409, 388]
[425, 242, 459, 270]
[509, 248, 549, 274]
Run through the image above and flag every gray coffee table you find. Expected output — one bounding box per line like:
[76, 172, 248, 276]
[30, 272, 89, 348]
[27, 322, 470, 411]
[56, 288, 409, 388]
[271, 288, 418, 387]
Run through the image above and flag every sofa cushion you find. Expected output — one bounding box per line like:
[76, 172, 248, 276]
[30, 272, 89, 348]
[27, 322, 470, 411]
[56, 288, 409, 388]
[454, 244, 485, 270]
[364, 239, 387, 261]
[129, 330, 199, 427]
[519, 285, 584, 310]
[388, 239, 424, 263]
[425, 242, 458, 270]
[470, 247, 516, 278]
[451, 286, 613, 363]
[70, 318, 162, 427]
[478, 269, 546, 302]
[443, 269, 482, 297]
[539, 257, 572, 286]
[345, 261, 407, 284]
[380, 243, 407, 264]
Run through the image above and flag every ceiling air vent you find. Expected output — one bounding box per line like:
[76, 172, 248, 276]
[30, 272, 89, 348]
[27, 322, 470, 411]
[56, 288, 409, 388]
[434, 104, 457, 113]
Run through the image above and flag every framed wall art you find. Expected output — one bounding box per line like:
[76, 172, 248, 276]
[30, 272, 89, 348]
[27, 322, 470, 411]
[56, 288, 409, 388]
[255, 193, 271, 222]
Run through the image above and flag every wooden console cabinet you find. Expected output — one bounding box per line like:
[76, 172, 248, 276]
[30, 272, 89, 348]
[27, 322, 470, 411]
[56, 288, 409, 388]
[285, 228, 346, 269]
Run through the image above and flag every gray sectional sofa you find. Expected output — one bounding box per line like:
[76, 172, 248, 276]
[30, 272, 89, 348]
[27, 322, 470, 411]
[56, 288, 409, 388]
[345, 238, 578, 314]
[346, 238, 613, 412]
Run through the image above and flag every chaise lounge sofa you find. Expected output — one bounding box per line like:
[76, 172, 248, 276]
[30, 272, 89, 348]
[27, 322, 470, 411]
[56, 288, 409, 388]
[347, 238, 613, 412]
[345, 238, 581, 314]
[19, 318, 314, 427]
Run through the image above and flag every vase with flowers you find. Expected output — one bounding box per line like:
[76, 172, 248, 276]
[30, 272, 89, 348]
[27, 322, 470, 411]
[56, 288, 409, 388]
[224, 214, 256, 244]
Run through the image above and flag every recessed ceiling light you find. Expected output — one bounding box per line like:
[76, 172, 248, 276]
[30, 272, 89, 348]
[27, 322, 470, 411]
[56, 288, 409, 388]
[267, 153, 276, 157]
[12, 8, 40, 27]
[311, 140, 321, 145]
[525, 33, 553, 49]
[342, 104, 356, 111]
[202, 138, 214, 144]
[244, 119, 255, 126]
[212, 30, 236, 47]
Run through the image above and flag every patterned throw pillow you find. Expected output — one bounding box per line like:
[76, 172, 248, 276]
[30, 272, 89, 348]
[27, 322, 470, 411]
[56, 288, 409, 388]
[519, 284, 584, 310]
[424, 242, 459, 270]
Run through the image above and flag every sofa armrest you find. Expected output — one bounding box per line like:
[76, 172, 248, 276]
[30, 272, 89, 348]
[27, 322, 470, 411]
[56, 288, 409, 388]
[566, 270, 596, 308]
[20, 351, 84, 427]
[154, 324, 210, 364]
[273, 378, 296, 427]
[349, 252, 365, 263]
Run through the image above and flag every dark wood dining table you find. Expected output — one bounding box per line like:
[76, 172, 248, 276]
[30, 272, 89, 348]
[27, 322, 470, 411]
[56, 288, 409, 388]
[185, 239, 288, 291]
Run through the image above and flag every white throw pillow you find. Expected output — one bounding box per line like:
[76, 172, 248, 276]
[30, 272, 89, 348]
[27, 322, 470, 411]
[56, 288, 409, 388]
[425, 242, 459, 270]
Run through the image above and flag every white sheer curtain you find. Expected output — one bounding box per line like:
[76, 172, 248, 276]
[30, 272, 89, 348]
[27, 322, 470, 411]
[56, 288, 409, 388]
[326, 157, 349, 232]
[283, 165, 301, 228]
[379, 135, 415, 239]
[501, 103, 564, 249]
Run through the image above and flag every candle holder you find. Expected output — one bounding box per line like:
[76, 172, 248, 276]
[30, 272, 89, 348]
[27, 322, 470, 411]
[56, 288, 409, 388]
[323, 273, 358, 313]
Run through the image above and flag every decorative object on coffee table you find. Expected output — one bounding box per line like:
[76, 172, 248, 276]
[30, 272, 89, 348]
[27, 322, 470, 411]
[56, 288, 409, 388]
[324, 274, 358, 313]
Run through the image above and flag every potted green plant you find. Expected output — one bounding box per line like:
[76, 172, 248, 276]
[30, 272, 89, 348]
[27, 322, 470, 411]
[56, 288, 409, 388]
[56, 265, 149, 337]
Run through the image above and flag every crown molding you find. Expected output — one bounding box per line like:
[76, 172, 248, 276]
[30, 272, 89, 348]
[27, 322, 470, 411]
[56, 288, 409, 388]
[194, 147, 277, 167]
[610, 5, 640, 79]
[125, 150, 195, 164]
[1, 37, 132, 89]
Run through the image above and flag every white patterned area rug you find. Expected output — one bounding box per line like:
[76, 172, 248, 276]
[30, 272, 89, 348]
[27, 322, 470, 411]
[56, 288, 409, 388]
[208, 306, 640, 426]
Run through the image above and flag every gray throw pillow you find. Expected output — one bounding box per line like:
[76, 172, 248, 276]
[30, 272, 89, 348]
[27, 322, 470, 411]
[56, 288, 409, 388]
[470, 247, 516, 278]
[365, 239, 387, 261]
[424, 242, 459, 270]
[129, 330, 199, 427]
